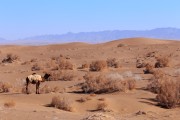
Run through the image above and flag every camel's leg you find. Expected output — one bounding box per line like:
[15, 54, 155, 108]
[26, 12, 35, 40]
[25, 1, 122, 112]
[26, 78, 29, 94]
[36, 81, 40, 94]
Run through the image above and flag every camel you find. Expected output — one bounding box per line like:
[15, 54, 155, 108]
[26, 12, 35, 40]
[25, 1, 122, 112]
[26, 73, 51, 94]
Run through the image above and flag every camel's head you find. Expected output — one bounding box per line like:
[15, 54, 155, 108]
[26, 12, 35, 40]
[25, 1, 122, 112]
[43, 73, 51, 81]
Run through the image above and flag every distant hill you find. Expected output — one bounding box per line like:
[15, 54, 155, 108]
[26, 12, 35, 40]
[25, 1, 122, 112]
[1, 27, 180, 45]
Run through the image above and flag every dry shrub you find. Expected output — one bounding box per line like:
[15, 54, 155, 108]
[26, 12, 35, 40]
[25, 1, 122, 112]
[40, 85, 52, 94]
[30, 58, 37, 62]
[77, 97, 91, 103]
[49, 71, 76, 81]
[136, 59, 147, 68]
[4, 100, 16, 108]
[146, 51, 157, 57]
[59, 59, 74, 70]
[82, 74, 136, 94]
[155, 56, 169, 68]
[117, 43, 127, 47]
[53, 86, 60, 93]
[81, 63, 89, 69]
[31, 63, 42, 71]
[89, 60, 107, 71]
[83, 113, 115, 120]
[50, 96, 74, 112]
[106, 58, 120, 68]
[97, 102, 108, 111]
[147, 70, 165, 93]
[0, 82, 12, 93]
[126, 79, 136, 90]
[156, 79, 180, 109]
[98, 98, 106, 101]
[2, 53, 20, 63]
[143, 64, 154, 74]
[82, 74, 120, 94]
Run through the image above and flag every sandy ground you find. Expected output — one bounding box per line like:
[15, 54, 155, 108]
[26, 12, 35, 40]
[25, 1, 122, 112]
[0, 37, 179, 120]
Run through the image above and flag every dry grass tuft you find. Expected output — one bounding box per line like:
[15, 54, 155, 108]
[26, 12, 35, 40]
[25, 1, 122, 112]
[136, 59, 147, 68]
[147, 70, 165, 93]
[77, 97, 91, 103]
[97, 102, 108, 111]
[31, 63, 42, 71]
[0, 82, 12, 93]
[2, 53, 20, 63]
[82, 73, 136, 94]
[155, 56, 170, 68]
[40, 85, 52, 94]
[81, 63, 89, 69]
[89, 60, 107, 71]
[106, 58, 120, 68]
[156, 79, 180, 109]
[143, 64, 154, 74]
[50, 96, 74, 112]
[49, 71, 76, 81]
[59, 59, 74, 70]
[82, 74, 119, 94]
[4, 100, 16, 108]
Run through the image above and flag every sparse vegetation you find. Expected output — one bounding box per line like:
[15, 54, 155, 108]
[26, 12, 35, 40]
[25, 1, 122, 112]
[2, 53, 20, 63]
[50, 96, 74, 112]
[106, 58, 120, 68]
[156, 79, 180, 109]
[147, 70, 165, 93]
[82, 73, 136, 94]
[97, 102, 108, 111]
[58, 59, 74, 70]
[0, 82, 12, 93]
[136, 59, 147, 68]
[155, 56, 170, 68]
[89, 60, 107, 71]
[143, 64, 154, 74]
[81, 63, 89, 69]
[49, 71, 76, 81]
[31, 63, 42, 71]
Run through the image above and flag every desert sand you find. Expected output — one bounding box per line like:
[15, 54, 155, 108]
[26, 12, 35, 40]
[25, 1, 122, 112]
[0, 37, 179, 120]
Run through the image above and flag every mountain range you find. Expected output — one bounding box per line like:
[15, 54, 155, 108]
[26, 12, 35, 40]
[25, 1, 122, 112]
[1, 27, 180, 45]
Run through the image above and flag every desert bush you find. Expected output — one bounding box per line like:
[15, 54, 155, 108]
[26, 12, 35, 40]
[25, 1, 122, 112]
[77, 97, 92, 103]
[147, 70, 165, 93]
[97, 102, 108, 111]
[49, 71, 76, 81]
[0, 82, 12, 93]
[4, 100, 16, 108]
[40, 85, 52, 94]
[31, 63, 42, 71]
[155, 56, 169, 68]
[89, 60, 107, 71]
[117, 43, 127, 47]
[81, 63, 89, 69]
[50, 96, 74, 112]
[143, 64, 154, 74]
[156, 79, 180, 109]
[146, 51, 157, 57]
[82, 74, 120, 94]
[106, 58, 120, 68]
[2, 53, 20, 63]
[126, 79, 136, 90]
[58, 59, 74, 70]
[136, 59, 147, 68]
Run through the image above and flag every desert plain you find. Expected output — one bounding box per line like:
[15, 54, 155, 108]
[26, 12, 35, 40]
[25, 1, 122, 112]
[0, 37, 179, 120]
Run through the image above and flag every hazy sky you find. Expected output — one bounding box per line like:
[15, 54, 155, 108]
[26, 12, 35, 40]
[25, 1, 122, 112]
[0, 0, 179, 40]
